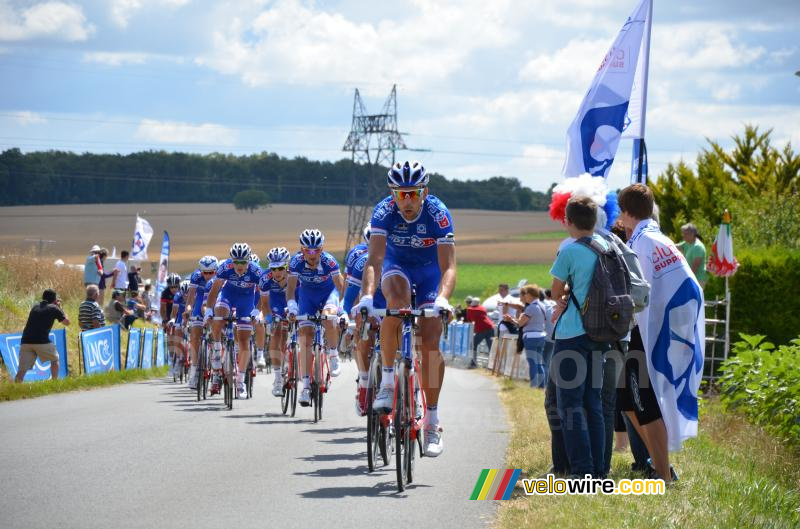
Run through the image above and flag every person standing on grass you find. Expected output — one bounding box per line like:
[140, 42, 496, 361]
[16, 289, 70, 382]
[465, 296, 495, 369]
[677, 223, 708, 289]
[549, 196, 609, 478]
[504, 284, 547, 388]
[617, 184, 704, 483]
[83, 245, 102, 286]
[112, 251, 130, 291]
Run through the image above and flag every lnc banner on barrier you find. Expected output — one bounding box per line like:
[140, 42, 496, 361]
[142, 329, 154, 368]
[80, 324, 121, 374]
[125, 328, 141, 370]
[0, 329, 69, 381]
[155, 329, 166, 367]
[141, 329, 154, 369]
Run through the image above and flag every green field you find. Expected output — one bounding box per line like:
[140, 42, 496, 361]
[511, 231, 569, 241]
[452, 263, 552, 305]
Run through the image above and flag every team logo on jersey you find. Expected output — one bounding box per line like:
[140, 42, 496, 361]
[417, 224, 427, 234]
[326, 257, 337, 268]
[373, 201, 393, 220]
[396, 223, 409, 232]
[435, 211, 450, 229]
[410, 236, 436, 248]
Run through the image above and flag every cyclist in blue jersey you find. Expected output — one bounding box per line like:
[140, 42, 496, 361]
[341, 225, 370, 317]
[205, 243, 263, 399]
[168, 280, 190, 377]
[355, 161, 456, 457]
[258, 247, 292, 397]
[249, 252, 268, 369]
[348, 245, 388, 416]
[162, 273, 181, 376]
[286, 229, 346, 406]
[185, 255, 218, 390]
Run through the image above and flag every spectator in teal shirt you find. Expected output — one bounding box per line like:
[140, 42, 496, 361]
[549, 195, 609, 478]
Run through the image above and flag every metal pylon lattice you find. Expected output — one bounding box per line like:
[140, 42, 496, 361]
[342, 85, 407, 253]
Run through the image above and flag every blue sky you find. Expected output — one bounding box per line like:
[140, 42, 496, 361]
[1, 0, 798, 192]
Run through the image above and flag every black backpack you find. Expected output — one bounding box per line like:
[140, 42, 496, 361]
[569, 237, 634, 343]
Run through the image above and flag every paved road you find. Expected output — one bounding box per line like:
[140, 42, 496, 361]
[0, 361, 508, 529]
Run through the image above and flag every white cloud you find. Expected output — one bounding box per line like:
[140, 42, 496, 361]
[83, 51, 184, 66]
[653, 23, 765, 71]
[10, 111, 47, 125]
[196, 0, 517, 92]
[519, 39, 609, 85]
[0, 1, 94, 42]
[135, 119, 238, 146]
[110, 0, 192, 28]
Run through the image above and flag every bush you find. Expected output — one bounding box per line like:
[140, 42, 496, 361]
[705, 249, 800, 345]
[718, 334, 800, 448]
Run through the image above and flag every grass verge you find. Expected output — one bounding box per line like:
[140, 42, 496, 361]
[453, 263, 552, 304]
[511, 231, 569, 241]
[495, 377, 800, 529]
[0, 366, 169, 402]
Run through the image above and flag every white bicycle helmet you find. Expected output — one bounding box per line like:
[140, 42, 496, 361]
[249, 252, 260, 266]
[229, 242, 251, 260]
[362, 224, 371, 243]
[179, 280, 190, 295]
[299, 229, 325, 249]
[198, 255, 219, 272]
[267, 247, 291, 268]
[166, 273, 181, 287]
[387, 160, 428, 188]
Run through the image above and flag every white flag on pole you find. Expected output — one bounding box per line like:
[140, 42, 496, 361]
[131, 215, 154, 261]
[562, 0, 652, 178]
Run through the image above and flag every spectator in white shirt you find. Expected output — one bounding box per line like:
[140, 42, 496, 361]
[113, 251, 130, 291]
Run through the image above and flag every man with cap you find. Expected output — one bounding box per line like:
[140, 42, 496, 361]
[16, 289, 70, 382]
[84, 244, 103, 286]
[465, 295, 495, 369]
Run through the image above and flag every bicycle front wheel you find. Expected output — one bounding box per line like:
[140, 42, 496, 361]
[395, 377, 409, 492]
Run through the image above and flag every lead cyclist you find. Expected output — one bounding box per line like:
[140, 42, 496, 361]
[354, 160, 456, 457]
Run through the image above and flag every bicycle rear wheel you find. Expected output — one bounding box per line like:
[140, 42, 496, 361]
[224, 340, 234, 410]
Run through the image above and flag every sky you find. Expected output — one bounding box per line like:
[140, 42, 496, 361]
[1, 0, 799, 192]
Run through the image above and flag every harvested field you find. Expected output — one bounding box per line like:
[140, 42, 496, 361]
[0, 203, 564, 274]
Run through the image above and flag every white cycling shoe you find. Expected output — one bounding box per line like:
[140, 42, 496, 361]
[272, 377, 284, 397]
[329, 355, 341, 377]
[211, 351, 222, 370]
[257, 355, 266, 369]
[187, 366, 198, 390]
[372, 386, 394, 414]
[423, 423, 444, 457]
[299, 387, 311, 406]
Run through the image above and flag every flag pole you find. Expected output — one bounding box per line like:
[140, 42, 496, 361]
[631, 0, 653, 184]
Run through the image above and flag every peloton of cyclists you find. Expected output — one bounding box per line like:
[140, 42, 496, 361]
[185, 255, 219, 390]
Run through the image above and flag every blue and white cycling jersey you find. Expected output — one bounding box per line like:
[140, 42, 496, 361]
[189, 269, 209, 316]
[288, 251, 340, 290]
[215, 259, 262, 297]
[258, 271, 294, 317]
[370, 194, 455, 267]
[344, 243, 368, 277]
[343, 251, 386, 314]
[172, 291, 187, 324]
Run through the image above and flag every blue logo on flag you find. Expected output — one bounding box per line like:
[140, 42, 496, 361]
[652, 278, 704, 421]
[579, 100, 630, 177]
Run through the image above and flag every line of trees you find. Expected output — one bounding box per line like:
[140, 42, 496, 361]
[0, 149, 553, 211]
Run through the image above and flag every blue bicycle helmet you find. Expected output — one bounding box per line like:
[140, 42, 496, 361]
[387, 160, 428, 188]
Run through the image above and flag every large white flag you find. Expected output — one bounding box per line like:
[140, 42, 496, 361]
[131, 215, 154, 261]
[629, 219, 705, 452]
[563, 0, 652, 178]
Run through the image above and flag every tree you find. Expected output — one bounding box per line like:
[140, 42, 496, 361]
[233, 189, 270, 213]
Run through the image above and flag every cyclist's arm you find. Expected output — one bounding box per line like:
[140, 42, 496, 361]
[286, 276, 298, 305]
[362, 234, 386, 297]
[170, 303, 179, 321]
[437, 243, 457, 300]
[186, 286, 197, 309]
[205, 279, 223, 310]
[333, 272, 345, 298]
[159, 299, 169, 321]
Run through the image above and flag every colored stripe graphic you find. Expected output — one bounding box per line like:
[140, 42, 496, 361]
[487, 468, 505, 499]
[477, 469, 498, 500]
[500, 469, 522, 500]
[493, 469, 515, 500]
[470, 469, 490, 500]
